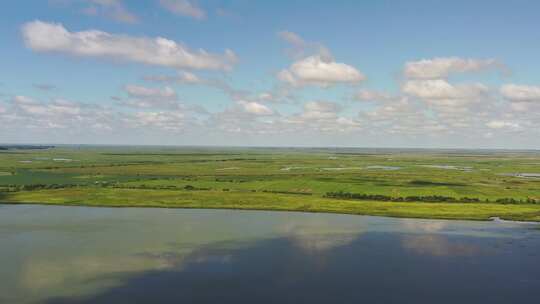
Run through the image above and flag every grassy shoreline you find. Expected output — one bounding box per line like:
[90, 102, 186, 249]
[2, 147, 540, 222]
[2, 187, 540, 222]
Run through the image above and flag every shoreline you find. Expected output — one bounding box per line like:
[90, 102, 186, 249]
[3, 199, 540, 224]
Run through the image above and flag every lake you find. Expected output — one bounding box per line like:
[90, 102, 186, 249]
[1, 205, 539, 303]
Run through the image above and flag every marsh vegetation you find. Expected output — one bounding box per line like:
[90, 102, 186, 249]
[1, 147, 540, 221]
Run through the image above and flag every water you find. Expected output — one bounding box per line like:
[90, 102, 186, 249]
[1, 205, 539, 303]
[500, 173, 540, 179]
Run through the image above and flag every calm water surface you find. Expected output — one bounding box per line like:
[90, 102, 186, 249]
[1, 205, 539, 303]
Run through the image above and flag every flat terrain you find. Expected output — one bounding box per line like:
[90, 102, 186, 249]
[1, 146, 540, 221]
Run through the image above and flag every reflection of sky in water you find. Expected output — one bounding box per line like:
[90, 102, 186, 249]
[0, 205, 539, 303]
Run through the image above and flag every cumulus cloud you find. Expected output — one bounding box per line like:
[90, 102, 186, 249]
[2, 94, 203, 137]
[175, 71, 201, 83]
[364, 98, 419, 122]
[6, 95, 115, 130]
[143, 72, 296, 105]
[509, 102, 532, 112]
[277, 30, 332, 60]
[237, 100, 274, 115]
[278, 55, 365, 87]
[128, 111, 186, 131]
[143, 71, 202, 84]
[361, 98, 447, 135]
[13, 96, 81, 117]
[206, 99, 362, 136]
[400, 78, 493, 132]
[22, 20, 237, 70]
[120, 85, 186, 109]
[124, 85, 177, 100]
[301, 101, 341, 119]
[486, 120, 521, 130]
[402, 79, 488, 107]
[159, 0, 206, 20]
[399, 57, 504, 134]
[82, 0, 138, 24]
[354, 89, 399, 102]
[500, 84, 540, 102]
[281, 101, 361, 133]
[404, 57, 502, 79]
[207, 101, 277, 135]
[277, 31, 363, 87]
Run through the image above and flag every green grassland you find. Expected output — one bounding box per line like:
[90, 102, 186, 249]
[1, 146, 540, 221]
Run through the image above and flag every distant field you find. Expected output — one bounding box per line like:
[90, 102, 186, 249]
[1, 146, 540, 221]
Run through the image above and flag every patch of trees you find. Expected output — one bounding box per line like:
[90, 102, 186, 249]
[409, 180, 466, 187]
[261, 190, 313, 196]
[324, 191, 539, 204]
[182, 158, 257, 163]
[183, 185, 210, 191]
[2, 183, 79, 192]
[111, 184, 210, 191]
[495, 197, 539, 204]
[215, 178, 249, 183]
[102, 153, 242, 157]
[0, 145, 54, 150]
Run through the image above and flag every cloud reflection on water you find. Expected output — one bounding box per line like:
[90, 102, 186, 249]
[401, 235, 481, 257]
[2, 206, 537, 304]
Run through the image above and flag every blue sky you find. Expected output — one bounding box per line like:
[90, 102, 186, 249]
[1, 0, 540, 148]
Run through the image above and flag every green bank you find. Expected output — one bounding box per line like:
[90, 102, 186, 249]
[1, 146, 540, 221]
[2, 187, 540, 222]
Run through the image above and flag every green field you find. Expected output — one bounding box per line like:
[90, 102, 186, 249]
[1, 146, 540, 221]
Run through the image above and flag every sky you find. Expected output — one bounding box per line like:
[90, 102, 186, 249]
[1, 0, 540, 148]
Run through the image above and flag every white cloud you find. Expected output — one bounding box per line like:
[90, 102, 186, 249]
[47, 99, 83, 116]
[354, 89, 398, 102]
[509, 102, 531, 112]
[159, 0, 206, 20]
[237, 100, 274, 115]
[13, 95, 79, 116]
[500, 84, 540, 102]
[120, 85, 184, 109]
[124, 85, 177, 100]
[13, 96, 82, 117]
[399, 58, 505, 133]
[4, 94, 199, 135]
[83, 0, 138, 24]
[404, 57, 501, 79]
[486, 120, 521, 130]
[278, 55, 365, 87]
[129, 111, 185, 131]
[303, 101, 340, 118]
[282, 101, 361, 133]
[8, 95, 111, 130]
[277, 31, 305, 48]
[362, 98, 448, 135]
[13, 95, 37, 105]
[277, 30, 332, 60]
[208, 99, 362, 136]
[402, 79, 488, 107]
[22, 20, 237, 70]
[277, 31, 363, 87]
[143, 71, 202, 84]
[177, 71, 201, 83]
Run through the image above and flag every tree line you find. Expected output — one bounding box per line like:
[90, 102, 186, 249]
[324, 191, 539, 204]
